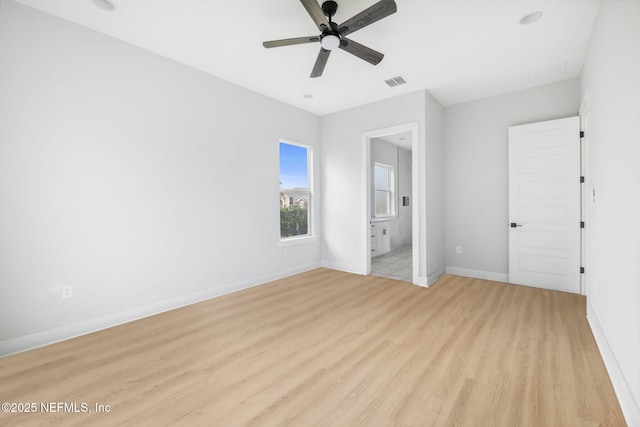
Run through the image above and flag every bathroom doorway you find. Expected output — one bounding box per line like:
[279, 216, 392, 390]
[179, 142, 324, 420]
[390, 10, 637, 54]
[362, 123, 423, 285]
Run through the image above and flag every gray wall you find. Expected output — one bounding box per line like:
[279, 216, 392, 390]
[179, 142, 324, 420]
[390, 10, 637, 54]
[444, 79, 580, 280]
[397, 147, 412, 247]
[0, 1, 448, 356]
[0, 2, 321, 354]
[580, 0, 640, 423]
[320, 92, 425, 275]
[321, 90, 446, 285]
[424, 92, 445, 282]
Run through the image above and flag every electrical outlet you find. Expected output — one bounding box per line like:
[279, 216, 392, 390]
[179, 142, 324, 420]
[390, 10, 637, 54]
[456, 246, 462, 254]
[62, 285, 72, 299]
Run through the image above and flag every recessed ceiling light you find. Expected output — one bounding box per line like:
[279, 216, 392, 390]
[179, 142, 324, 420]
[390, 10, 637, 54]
[302, 94, 314, 99]
[519, 11, 542, 25]
[91, 0, 116, 11]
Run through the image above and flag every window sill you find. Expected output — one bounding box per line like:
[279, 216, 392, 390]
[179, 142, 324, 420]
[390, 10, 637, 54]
[278, 235, 319, 247]
[371, 216, 395, 222]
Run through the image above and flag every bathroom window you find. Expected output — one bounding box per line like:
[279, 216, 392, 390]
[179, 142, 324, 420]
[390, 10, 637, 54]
[374, 162, 394, 217]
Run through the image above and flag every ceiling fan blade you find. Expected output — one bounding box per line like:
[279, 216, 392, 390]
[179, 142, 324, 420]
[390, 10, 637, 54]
[310, 48, 331, 78]
[263, 36, 320, 48]
[300, 0, 331, 32]
[338, 0, 397, 36]
[339, 37, 384, 65]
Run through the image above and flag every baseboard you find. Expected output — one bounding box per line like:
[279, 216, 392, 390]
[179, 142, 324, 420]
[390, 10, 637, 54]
[321, 261, 431, 288]
[321, 260, 364, 275]
[445, 266, 509, 283]
[0, 261, 322, 358]
[427, 267, 446, 286]
[413, 276, 429, 287]
[587, 302, 640, 427]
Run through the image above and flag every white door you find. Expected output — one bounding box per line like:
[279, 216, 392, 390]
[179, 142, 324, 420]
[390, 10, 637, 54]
[508, 117, 581, 294]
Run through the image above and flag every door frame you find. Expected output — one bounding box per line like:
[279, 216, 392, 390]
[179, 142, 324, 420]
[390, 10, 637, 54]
[507, 116, 582, 293]
[580, 93, 591, 296]
[362, 122, 426, 286]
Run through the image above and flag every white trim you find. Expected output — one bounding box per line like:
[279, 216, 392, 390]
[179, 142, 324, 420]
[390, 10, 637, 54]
[372, 162, 395, 218]
[414, 275, 430, 287]
[587, 303, 640, 427]
[445, 266, 509, 283]
[579, 93, 591, 297]
[427, 267, 446, 285]
[321, 260, 364, 275]
[362, 122, 422, 286]
[277, 235, 319, 247]
[370, 218, 393, 224]
[0, 261, 321, 358]
[279, 139, 315, 239]
[322, 261, 428, 286]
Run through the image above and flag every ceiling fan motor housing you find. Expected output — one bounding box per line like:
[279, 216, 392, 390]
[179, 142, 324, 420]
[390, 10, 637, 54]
[322, 1, 338, 19]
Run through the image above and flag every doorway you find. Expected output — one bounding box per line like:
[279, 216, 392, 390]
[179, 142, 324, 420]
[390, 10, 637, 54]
[362, 123, 423, 285]
[370, 134, 413, 281]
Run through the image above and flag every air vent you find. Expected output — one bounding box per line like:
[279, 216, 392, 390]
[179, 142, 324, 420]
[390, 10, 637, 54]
[384, 76, 407, 87]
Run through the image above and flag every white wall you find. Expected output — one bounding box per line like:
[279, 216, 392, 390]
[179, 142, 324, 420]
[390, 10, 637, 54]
[580, 0, 640, 424]
[0, 1, 321, 355]
[321, 90, 445, 284]
[444, 79, 580, 281]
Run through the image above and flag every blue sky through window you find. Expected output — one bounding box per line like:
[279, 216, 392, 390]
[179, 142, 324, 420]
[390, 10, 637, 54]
[279, 142, 308, 189]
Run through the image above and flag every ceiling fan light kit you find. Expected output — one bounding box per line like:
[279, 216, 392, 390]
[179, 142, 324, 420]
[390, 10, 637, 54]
[321, 34, 340, 50]
[263, 0, 397, 78]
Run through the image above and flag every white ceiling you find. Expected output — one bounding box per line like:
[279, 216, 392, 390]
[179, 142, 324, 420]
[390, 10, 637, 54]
[12, 0, 601, 116]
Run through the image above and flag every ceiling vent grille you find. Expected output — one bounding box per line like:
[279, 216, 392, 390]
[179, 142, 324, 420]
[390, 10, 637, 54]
[384, 76, 407, 87]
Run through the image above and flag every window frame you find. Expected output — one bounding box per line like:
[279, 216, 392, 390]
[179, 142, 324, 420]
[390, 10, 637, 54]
[278, 140, 316, 245]
[373, 162, 396, 218]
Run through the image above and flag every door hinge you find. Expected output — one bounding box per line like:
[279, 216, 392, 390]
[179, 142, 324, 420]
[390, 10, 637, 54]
[580, 221, 585, 228]
[580, 267, 585, 274]
[580, 176, 585, 183]
[580, 131, 585, 138]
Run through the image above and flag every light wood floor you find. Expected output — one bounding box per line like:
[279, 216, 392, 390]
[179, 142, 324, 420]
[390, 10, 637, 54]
[0, 270, 625, 426]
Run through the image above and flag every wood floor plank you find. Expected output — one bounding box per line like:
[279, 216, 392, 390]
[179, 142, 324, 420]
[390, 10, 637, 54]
[0, 270, 626, 426]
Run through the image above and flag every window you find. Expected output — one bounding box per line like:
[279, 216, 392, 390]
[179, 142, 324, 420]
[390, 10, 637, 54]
[374, 163, 394, 217]
[279, 141, 312, 239]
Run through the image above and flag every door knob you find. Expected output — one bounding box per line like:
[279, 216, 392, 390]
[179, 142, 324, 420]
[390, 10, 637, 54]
[510, 223, 523, 228]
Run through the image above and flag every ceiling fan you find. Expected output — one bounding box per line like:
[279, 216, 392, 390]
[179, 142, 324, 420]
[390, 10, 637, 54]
[263, 0, 397, 78]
